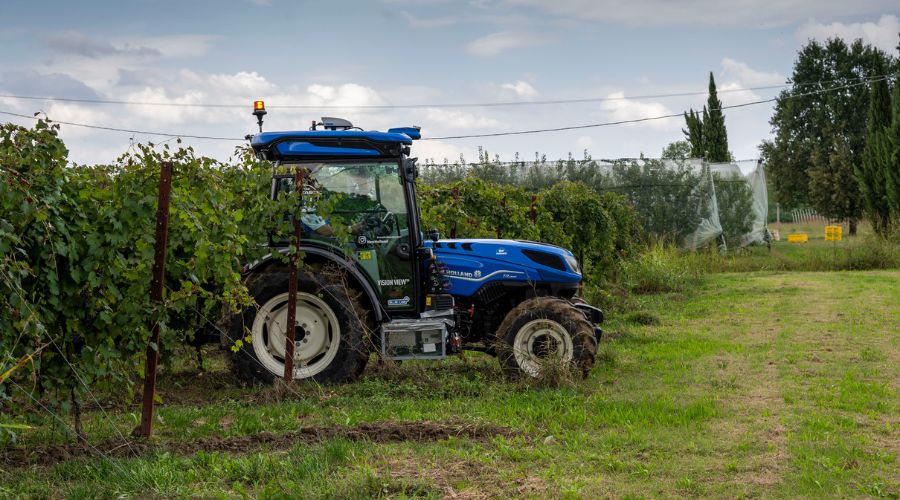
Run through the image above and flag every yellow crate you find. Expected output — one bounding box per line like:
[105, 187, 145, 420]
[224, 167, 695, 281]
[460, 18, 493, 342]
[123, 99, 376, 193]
[787, 233, 808, 243]
[825, 225, 843, 241]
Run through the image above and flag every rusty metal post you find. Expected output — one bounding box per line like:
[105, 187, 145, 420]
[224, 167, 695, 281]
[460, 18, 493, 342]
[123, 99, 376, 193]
[283, 167, 304, 381]
[136, 161, 173, 437]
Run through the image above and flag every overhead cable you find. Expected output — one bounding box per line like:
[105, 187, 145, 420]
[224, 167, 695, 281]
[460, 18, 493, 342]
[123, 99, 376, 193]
[0, 75, 891, 142]
[0, 74, 892, 110]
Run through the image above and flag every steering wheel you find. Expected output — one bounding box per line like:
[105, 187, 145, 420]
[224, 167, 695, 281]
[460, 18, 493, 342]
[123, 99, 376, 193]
[362, 209, 395, 237]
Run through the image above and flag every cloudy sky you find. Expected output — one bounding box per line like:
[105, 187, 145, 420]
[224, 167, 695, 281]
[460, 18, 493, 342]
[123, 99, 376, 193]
[0, 0, 897, 165]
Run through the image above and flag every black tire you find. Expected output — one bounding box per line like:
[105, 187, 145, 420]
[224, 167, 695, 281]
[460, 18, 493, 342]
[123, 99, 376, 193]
[496, 297, 597, 379]
[229, 272, 370, 385]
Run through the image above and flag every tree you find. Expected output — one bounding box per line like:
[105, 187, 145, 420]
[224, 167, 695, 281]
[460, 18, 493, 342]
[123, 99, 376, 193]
[661, 140, 692, 160]
[682, 73, 731, 162]
[858, 60, 893, 235]
[714, 172, 755, 248]
[767, 38, 896, 223]
[682, 110, 704, 157]
[808, 135, 863, 230]
[887, 76, 900, 217]
[703, 73, 731, 162]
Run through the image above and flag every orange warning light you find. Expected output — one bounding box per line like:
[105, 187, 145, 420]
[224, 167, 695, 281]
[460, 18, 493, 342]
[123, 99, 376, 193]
[254, 100, 266, 111]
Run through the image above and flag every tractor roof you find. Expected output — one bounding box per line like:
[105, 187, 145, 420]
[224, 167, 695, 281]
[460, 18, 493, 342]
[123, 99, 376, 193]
[250, 128, 420, 161]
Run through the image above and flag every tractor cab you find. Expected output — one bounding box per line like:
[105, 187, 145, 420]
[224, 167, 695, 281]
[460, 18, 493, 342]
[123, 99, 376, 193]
[250, 118, 429, 318]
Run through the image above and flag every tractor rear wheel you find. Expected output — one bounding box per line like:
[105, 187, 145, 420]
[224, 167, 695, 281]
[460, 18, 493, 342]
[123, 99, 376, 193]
[229, 272, 369, 385]
[496, 297, 596, 379]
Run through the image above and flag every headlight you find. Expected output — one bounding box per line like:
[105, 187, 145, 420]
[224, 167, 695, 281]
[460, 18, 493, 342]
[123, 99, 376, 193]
[564, 254, 580, 274]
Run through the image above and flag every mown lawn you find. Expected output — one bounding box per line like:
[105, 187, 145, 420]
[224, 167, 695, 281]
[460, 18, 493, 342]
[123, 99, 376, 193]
[2, 270, 898, 498]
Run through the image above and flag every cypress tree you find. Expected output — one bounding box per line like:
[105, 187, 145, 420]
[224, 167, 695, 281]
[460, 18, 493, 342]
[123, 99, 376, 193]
[682, 73, 731, 161]
[887, 78, 900, 217]
[858, 64, 892, 235]
[703, 73, 730, 162]
[682, 109, 704, 157]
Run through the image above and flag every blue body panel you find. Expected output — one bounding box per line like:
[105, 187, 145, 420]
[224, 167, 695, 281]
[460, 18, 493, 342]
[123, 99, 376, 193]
[425, 239, 581, 297]
[275, 142, 381, 157]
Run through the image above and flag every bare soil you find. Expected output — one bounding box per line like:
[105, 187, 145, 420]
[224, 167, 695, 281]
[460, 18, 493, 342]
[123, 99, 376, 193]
[0, 421, 517, 468]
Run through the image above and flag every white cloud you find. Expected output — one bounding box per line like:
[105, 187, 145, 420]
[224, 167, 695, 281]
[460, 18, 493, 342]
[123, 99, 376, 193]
[597, 92, 678, 130]
[717, 81, 762, 106]
[716, 58, 786, 105]
[505, 0, 898, 28]
[415, 139, 466, 163]
[500, 80, 538, 98]
[206, 71, 277, 95]
[466, 31, 548, 56]
[417, 108, 505, 129]
[720, 58, 784, 87]
[306, 83, 385, 108]
[796, 14, 900, 53]
[34, 33, 219, 91]
[41, 103, 112, 140]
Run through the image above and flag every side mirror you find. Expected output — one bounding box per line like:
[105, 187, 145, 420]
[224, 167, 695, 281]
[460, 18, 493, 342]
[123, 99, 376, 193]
[428, 229, 440, 242]
[403, 157, 419, 180]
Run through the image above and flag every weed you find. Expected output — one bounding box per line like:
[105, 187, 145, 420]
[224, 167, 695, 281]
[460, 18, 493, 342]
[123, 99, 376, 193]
[524, 351, 580, 389]
[618, 243, 704, 294]
[623, 311, 661, 326]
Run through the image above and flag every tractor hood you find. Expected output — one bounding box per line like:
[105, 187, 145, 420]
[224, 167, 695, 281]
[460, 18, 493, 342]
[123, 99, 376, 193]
[424, 239, 582, 297]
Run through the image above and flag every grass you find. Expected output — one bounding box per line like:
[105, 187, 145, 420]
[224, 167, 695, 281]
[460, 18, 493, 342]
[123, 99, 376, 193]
[699, 222, 900, 273]
[2, 269, 898, 497]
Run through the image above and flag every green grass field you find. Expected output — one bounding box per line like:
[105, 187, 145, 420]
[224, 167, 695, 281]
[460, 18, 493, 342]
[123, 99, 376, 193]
[2, 269, 897, 498]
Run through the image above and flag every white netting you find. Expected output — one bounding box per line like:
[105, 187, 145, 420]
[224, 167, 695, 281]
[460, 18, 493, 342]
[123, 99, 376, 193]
[420, 156, 769, 251]
[709, 160, 770, 248]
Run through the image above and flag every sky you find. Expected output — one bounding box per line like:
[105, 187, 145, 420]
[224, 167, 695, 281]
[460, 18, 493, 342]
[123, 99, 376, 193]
[0, 0, 898, 166]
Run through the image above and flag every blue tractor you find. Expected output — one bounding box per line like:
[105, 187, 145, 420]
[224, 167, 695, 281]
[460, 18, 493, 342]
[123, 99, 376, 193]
[230, 109, 603, 383]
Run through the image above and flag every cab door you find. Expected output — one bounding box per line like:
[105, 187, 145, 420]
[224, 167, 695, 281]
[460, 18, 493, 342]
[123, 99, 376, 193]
[276, 161, 417, 313]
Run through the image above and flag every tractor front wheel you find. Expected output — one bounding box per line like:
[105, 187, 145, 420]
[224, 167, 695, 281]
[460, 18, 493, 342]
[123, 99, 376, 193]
[496, 297, 596, 379]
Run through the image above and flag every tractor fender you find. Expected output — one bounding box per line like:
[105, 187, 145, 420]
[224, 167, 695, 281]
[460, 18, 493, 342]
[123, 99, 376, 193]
[243, 246, 385, 323]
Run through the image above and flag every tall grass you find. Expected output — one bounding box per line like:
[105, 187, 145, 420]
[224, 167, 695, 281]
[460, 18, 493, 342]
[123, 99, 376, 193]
[617, 244, 705, 294]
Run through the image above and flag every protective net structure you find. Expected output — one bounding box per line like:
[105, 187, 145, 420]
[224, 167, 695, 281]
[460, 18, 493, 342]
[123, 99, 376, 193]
[421, 157, 769, 251]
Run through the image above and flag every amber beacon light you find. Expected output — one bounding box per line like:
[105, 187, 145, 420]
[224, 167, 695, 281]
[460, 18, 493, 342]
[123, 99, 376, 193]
[253, 100, 267, 132]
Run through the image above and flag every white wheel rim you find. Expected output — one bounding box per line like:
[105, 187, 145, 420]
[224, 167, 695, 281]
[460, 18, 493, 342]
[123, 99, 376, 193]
[251, 291, 341, 380]
[513, 319, 574, 377]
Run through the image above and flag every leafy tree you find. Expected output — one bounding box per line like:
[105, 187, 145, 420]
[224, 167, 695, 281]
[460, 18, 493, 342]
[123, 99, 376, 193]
[808, 136, 863, 225]
[661, 140, 692, 160]
[858, 60, 893, 235]
[607, 159, 713, 245]
[767, 37, 896, 232]
[713, 173, 755, 248]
